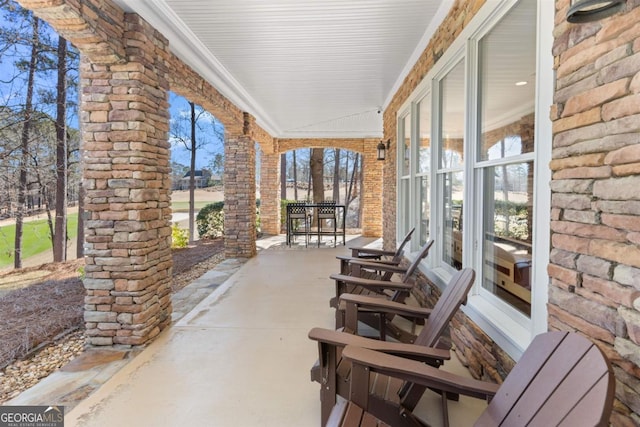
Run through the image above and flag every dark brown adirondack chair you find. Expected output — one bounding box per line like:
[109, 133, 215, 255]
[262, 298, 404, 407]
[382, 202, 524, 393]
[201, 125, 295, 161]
[309, 268, 475, 426]
[329, 331, 615, 427]
[336, 228, 416, 277]
[330, 240, 434, 341]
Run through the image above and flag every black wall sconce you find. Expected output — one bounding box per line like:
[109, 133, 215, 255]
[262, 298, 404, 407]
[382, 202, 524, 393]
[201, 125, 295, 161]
[377, 139, 390, 161]
[567, 0, 624, 23]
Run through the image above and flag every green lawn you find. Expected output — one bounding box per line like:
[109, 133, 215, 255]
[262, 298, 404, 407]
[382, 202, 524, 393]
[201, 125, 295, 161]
[0, 214, 78, 268]
[171, 201, 215, 212]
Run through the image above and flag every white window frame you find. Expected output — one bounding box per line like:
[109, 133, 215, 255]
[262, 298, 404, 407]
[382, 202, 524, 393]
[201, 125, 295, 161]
[395, 0, 552, 360]
[414, 88, 432, 249]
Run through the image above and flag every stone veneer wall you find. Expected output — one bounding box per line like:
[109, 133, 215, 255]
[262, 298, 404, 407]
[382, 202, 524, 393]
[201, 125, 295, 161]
[224, 114, 257, 258]
[259, 152, 281, 236]
[18, 0, 265, 345]
[79, 14, 173, 346]
[381, 0, 640, 423]
[550, 1, 640, 424]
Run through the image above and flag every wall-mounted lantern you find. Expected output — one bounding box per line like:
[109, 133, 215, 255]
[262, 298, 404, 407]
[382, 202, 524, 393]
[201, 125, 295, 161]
[567, 0, 624, 23]
[377, 139, 391, 161]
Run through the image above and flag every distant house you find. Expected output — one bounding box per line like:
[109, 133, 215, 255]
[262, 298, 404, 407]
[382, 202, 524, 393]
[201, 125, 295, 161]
[174, 170, 212, 190]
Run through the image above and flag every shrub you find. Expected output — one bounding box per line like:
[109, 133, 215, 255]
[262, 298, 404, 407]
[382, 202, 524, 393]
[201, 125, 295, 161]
[196, 201, 225, 239]
[196, 200, 262, 239]
[171, 223, 189, 248]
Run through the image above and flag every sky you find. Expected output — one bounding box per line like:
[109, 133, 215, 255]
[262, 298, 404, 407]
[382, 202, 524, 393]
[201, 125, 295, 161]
[168, 92, 225, 170]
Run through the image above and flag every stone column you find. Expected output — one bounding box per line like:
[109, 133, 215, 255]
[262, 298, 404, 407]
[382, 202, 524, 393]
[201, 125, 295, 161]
[361, 139, 383, 237]
[224, 133, 257, 258]
[259, 151, 281, 235]
[80, 15, 172, 346]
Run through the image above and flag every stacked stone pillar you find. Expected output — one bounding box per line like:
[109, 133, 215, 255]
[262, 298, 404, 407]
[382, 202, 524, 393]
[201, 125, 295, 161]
[80, 15, 172, 346]
[361, 139, 383, 237]
[224, 132, 257, 258]
[259, 152, 281, 235]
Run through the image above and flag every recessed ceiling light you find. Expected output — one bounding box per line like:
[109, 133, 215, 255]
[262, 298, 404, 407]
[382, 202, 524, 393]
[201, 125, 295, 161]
[515, 81, 528, 86]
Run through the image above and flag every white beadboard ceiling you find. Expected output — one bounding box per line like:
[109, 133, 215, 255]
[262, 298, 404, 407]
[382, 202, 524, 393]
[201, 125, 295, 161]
[112, 0, 452, 139]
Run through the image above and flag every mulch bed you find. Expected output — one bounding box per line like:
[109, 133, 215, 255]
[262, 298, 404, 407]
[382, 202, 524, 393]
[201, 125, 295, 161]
[0, 238, 224, 371]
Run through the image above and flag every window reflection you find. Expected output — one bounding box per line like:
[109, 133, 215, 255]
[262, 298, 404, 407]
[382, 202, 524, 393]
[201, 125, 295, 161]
[418, 96, 431, 244]
[482, 162, 533, 316]
[443, 171, 463, 270]
[402, 114, 411, 175]
[477, 0, 536, 316]
[419, 176, 429, 244]
[439, 60, 465, 269]
[440, 61, 465, 170]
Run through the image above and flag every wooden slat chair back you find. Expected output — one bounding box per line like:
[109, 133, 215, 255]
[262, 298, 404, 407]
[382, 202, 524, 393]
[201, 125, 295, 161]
[331, 240, 434, 337]
[335, 239, 433, 304]
[477, 331, 614, 426]
[330, 331, 615, 427]
[340, 228, 416, 279]
[311, 268, 475, 426]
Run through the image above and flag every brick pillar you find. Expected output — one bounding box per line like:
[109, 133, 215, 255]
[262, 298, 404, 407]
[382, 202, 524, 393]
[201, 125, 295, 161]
[80, 15, 172, 346]
[361, 139, 383, 237]
[224, 133, 257, 258]
[259, 151, 281, 235]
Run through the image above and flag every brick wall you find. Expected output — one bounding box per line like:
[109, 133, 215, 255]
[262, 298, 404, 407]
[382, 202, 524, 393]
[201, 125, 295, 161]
[551, 1, 640, 423]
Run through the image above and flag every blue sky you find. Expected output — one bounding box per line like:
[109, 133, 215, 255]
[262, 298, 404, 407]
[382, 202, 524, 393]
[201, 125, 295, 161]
[168, 92, 225, 170]
[0, 6, 223, 172]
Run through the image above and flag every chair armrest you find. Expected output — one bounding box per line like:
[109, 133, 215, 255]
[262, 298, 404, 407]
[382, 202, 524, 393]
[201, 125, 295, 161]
[336, 255, 401, 266]
[347, 259, 408, 274]
[342, 345, 499, 401]
[308, 328, 450, 363]
[349, 247, 396, 258]
[340, 294, 432, 319]
[330, 274, 413, 292]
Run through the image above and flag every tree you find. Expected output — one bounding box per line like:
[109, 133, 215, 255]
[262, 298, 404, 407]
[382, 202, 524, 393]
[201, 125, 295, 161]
[188, 102, 196, 244]
[0, 2, 80, 266]
[332, 148, 340, 203]
[310, 148, 324, 203]
[14, 14, 39, 269]
[292, 150, 298, 200]
[52, 35, 67, 262]
[170, 97, 224, 243]
[280, 152, 286, 199]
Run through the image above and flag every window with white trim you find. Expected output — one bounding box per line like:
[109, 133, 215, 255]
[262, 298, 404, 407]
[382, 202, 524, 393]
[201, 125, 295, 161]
[395, 0, 551, 357]
[416, 93, 431, 246]
[398, 113, 411, 239]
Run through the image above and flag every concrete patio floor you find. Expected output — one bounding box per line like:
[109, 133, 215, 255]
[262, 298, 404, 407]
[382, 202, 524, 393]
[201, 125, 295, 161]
[7, 235, 486, 426]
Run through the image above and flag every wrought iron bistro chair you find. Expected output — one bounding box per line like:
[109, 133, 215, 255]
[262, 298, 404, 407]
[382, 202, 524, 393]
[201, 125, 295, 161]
[317, 200, 338, 247]
[287, 202, 310, 247]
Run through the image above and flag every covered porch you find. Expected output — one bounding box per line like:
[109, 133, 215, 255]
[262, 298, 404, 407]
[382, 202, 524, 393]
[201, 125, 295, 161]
[8, 236, 484, 426]
[12, 0, 640, 424]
